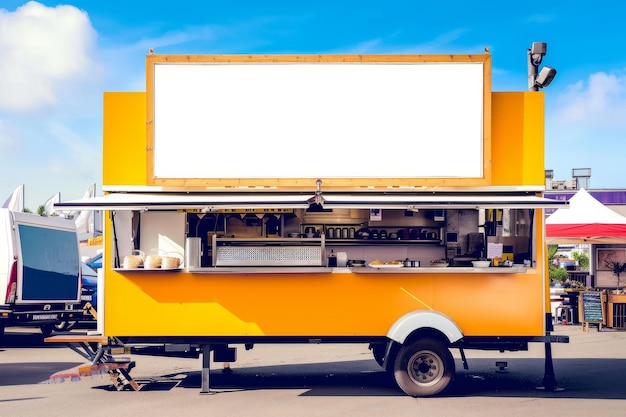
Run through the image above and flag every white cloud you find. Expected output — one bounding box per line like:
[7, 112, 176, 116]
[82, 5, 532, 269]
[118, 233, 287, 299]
[554, 70, 626, 128]
[0, 1, 97, 111]
[546, 70, 626, 187]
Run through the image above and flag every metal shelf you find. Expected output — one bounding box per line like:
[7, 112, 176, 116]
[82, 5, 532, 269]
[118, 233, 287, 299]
[325, 239, 440, 245]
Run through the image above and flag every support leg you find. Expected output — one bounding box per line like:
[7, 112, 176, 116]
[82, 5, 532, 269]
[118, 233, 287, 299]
[537, 332, 564, 392]
[200, 344, 213, 394]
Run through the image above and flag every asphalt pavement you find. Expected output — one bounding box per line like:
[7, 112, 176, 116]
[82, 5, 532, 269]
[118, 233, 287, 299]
[1, 324, 625, 417]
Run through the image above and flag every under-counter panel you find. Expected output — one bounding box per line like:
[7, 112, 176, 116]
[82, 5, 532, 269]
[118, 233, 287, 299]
[212, 237, 325, 266]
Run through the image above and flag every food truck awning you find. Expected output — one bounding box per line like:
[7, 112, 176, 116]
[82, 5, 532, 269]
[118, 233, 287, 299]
[54, 192, 568, 211]
[321, 194, 568, 209]
[54, 193, 316, 211]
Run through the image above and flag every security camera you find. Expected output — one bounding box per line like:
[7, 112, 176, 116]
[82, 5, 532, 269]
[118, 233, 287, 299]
[535, 66, 557, 88]
[531, 42, 547, 55]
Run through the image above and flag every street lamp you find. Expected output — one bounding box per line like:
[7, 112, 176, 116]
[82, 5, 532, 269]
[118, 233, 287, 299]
[527, 42, 557, 91]
[529, 42, 561, 392]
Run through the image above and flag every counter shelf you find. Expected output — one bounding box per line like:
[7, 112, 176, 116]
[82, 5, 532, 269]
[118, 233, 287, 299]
[180, 266, 528, 274]
[113, 267, 182, 272]
[352, 266, 528, 274]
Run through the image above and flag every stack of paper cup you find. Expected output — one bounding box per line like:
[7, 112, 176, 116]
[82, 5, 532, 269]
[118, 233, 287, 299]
[123, 255, 142, 269]
[144, 255, 162, 269]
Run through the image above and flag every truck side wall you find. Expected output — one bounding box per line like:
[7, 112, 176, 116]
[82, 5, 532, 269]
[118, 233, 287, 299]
[100, 91, 548, 339]
[103, 91, 546, 189]
[491, 92, 545, 186]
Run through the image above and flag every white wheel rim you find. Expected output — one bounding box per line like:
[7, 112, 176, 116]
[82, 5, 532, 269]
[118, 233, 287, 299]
[407, 350, 444, 387]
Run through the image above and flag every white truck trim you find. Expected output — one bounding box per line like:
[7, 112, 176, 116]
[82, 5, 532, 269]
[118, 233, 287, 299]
[387, 310, 464, 344]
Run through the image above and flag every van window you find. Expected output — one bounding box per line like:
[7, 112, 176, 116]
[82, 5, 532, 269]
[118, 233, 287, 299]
[18, 224, 80, 300]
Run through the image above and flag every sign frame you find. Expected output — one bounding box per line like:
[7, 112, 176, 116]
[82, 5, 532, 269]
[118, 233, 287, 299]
[145, 53, 492, 190]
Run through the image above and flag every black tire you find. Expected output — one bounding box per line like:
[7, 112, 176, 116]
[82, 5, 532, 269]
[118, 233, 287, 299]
[369, 343, 386, 367]
[40, 324, 55, 337]
[393, 338, 455, 397]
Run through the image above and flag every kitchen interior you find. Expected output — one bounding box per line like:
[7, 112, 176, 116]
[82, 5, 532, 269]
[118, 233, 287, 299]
[184, 207, 535, 268]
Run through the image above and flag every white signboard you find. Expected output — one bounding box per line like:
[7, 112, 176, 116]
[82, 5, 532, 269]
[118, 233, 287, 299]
[151, 57, 486, 180]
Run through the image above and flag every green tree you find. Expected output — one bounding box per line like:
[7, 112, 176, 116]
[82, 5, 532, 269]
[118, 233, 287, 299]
[608, 261, 626, 292]
[547, 245, 568, 283]
[572, 251, 589, 270]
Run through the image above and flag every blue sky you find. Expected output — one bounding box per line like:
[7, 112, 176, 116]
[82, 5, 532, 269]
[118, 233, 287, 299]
[1, 1, 625, 209]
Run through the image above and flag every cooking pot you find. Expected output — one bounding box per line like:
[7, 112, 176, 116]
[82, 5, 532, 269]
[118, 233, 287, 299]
[403, 259, 420, 267]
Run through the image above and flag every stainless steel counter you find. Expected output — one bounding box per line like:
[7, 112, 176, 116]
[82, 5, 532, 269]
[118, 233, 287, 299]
[114, 265, 528, 274]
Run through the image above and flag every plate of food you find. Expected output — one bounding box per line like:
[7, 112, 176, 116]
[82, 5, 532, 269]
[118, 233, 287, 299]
[430, 259, 449, 268]
[368, 259, 404, 268]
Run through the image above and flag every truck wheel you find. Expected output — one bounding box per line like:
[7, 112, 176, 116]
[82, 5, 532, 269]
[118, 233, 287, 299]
[393, 338, 454, 397]
[40, 324, 55, 337]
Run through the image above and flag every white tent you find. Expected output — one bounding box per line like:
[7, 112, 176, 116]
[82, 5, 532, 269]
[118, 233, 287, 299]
[2, 185, 24, 212]
[546, 188, 626, 244]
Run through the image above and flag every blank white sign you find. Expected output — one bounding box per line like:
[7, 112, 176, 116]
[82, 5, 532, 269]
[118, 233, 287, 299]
[152, 61, 485, 179]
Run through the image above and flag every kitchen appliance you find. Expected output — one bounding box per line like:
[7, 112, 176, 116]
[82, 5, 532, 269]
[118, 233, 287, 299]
[445, 232, 460, 258]
[468, 233, 485, 257]
[185, 237, 202, 269]
[336, 252, 348, 267]
[327, 250, 337, 267]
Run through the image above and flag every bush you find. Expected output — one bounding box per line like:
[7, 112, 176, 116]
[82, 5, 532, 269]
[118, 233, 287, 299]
[549, 265, 569, 282]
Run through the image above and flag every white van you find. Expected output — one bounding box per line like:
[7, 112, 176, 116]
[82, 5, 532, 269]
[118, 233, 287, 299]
[0, 209, 82, 336]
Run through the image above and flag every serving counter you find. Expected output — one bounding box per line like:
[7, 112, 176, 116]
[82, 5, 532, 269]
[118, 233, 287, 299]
[180, 266, 528, 274]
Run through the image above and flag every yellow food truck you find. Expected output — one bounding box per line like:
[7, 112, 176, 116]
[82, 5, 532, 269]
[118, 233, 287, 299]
[54, 51, 568, 396]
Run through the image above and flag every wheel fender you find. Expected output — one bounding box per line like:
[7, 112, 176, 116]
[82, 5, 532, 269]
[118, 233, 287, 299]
[387, 310, 463, 345]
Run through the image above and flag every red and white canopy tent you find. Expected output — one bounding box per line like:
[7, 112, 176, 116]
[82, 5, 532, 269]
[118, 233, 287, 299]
[546, 188, 626, 244]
